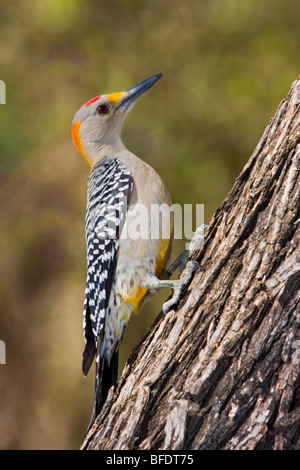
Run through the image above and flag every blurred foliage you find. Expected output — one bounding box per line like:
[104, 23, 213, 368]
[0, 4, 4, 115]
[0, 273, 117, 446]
[0, 0, 299, 449]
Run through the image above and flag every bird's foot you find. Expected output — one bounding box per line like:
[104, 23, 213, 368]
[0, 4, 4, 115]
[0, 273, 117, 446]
[162, 260, 200, 314]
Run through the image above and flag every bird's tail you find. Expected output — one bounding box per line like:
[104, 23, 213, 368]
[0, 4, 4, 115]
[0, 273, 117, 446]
[86, 349, 119, 434]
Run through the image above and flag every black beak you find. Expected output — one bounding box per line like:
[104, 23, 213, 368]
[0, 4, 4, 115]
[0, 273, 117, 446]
[116, 73, 163, 110]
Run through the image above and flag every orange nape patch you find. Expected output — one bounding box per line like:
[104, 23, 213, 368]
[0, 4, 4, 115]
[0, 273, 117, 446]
[71, 120, 93, 167]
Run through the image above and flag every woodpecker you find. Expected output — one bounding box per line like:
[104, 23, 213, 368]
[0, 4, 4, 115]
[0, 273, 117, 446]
[72, 74, 199, 432]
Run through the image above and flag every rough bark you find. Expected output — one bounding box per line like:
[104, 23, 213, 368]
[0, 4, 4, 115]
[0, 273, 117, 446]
[81, 77, 300, 450]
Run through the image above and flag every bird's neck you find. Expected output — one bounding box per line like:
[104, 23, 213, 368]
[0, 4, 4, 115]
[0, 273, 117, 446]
[88, 138, 127, 168]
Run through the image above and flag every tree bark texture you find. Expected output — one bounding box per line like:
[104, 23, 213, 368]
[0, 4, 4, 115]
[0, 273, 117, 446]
[82, 77, 300, 450]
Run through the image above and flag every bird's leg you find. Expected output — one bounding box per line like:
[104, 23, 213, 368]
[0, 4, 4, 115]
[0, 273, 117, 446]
[161, 223, 208, 279]
[142, 260, 200, 314]
[143, 224, 208, 314]
[162, 251, 189, 279]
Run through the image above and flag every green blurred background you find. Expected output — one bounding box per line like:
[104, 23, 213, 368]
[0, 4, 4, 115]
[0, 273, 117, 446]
[0, 0, 299, 449]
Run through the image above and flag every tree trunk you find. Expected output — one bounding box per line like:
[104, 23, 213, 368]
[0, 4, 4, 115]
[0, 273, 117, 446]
[81, 76, 300, 451]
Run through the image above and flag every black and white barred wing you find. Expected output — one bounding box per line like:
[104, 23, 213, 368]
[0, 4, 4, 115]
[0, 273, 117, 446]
[82, 158, 133, 376]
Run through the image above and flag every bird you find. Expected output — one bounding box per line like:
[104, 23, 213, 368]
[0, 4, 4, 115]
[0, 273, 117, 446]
[71, 73, 200, 432]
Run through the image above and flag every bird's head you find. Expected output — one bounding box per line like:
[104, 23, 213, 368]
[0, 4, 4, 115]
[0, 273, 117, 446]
[72, 73, 162, 167]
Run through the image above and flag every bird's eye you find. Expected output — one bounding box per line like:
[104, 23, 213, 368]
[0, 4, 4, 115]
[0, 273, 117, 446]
[97, 104, 109, 115]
